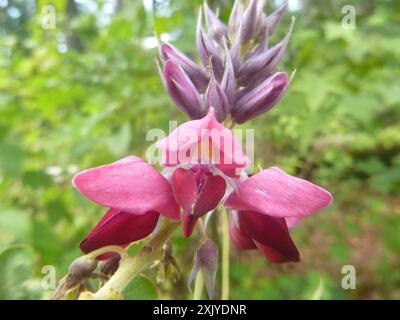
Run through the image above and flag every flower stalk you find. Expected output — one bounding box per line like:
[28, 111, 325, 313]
[221, 210, 230, 300]
[91, 218, 179, 300]
[193, 270, 204, 300]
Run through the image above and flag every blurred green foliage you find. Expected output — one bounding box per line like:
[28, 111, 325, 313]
[0, 0, 399, 299]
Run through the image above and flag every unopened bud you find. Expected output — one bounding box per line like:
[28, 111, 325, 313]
[233, 72, 289, 123]
[69, 256, 97, 278]
[188, 239, 219, 300]
[98, 255, 121, 276]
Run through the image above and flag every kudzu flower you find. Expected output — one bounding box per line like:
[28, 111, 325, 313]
[73, 109, 332, 263]
[225, 167, 333, 263]
[156, 107, 249, 236]
[72, 156, 180, 258]
[158, 0, 292, 124]
[72, 1, 333, 266]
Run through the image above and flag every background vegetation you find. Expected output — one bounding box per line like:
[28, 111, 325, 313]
[0, 0, 399, 299]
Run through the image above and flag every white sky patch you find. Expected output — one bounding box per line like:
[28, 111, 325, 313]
[143, 0, 153, 12]
[0, 0, 8, 8]
[142, 36, 159, 49]
[275, 0, 303, 12]
[7, 6, 21, 19]
[142, 32, 178, 49]
[45, 166, 63, 176]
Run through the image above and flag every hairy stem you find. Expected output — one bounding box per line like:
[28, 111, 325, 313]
[91, 218, 180, 300]
[221, 210, 230, 300]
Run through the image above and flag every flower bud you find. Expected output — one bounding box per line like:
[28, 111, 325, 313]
[264, 0, 288, 35]
[238, 18, 293, 85]
[160, 60, 206, 119]
[232, 72, 289, 123]
[203, 3, 228, 41]
[69, 256, 97, 278]
[99, 255, 121, 276]
[221, 41, 236, 106]
[188, 239, 219, 300]
[196, 8, 224, 81]
[205, 67, 230, 122]
[228, 0, 243, 38]
[159, 42, 209, 91]
[240, 0, 260, 44]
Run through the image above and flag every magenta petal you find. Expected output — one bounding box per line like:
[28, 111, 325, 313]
[285, 216, 302, 228]
[182, 213, 199, 238]
[72, 156, 180, 220]
[171, 168, 198, 214]
[229, 213, 256, 250]
[80, 209, 160, 259]
[156, 108, 250, 177]
[238, 211, 299, 263]
[193, 173, 226, 217]
[171, 167, 226, 237]
[225, 166, 333, 219]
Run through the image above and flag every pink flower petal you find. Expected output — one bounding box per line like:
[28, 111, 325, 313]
[171, 167, 226, 237]
[170, 167, 197, 214]
[229, 213, 256, 250]
[225, 166, 333, 219]
[156, 108, 249, 177]
[80, 208, 160, 259]
[73, 156, 180, 220]
[239, 211, 299, 263]
[194, 171, 226, 216]
[182, 214, 199, 238]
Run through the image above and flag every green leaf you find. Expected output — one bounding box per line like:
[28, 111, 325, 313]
[23, 170, 52, 189]
[0, 245, 35, 299]
[106, 122, 131, 157]
[0, 208, 30, 244]
[0, 142, 24, 176]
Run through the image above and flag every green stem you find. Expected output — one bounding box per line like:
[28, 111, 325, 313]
[86, 245, 129, 260]
[221, 210, 230, 300]
[193, 270, 204, 300]
[91, 218, 180, 300]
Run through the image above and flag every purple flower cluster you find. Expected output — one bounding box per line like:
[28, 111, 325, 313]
[159, 0, 293, 123]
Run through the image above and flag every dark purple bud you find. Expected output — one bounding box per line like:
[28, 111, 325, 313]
[264, 0, 288, 35]
[245, 33, 269, 61]
[221, 40, 236, 106]
[232, 71, 289, 123]
[188, 239, 219, 300]
[160, 60, 206, 119]
[159, 42, 209, 92]
[205, 69, 229, 122]
[240, 0, 259, 44]
[203, 3, 228, 41]
[228, 0, 243, 38]
[229, 22, 242, 75]
[196, 9, 224, 81]
[99, 255, 120, 276]
[69, 256, 97, 278]
[238, 19, 293, 85]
